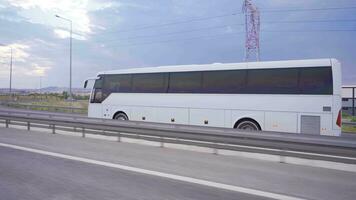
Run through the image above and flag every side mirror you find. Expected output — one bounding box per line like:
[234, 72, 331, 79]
[84, 80, 88, 88]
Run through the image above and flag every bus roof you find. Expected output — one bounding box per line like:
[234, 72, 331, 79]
[98, 58, 337, 76]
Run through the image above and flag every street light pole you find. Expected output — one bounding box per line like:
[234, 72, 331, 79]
[55, 14, 73, 101]
[10, 47, 13, 95]
[69, 19, 73, 101]
[0, 43, 13, 97]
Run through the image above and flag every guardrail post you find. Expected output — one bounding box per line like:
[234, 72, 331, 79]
[82, 127, 85, 138]
[160, 137, 164, 148]
[353, 87, 355, 116]
[52, 125, 55, 134]
[213, 143, 218, 155]
[117, 133, 121, 142]
[279, 148, 286, 163]
[27, 122, 30, 131]
[5, 119, 9, 128]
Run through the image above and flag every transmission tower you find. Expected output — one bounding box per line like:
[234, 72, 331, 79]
[242, 0, 260, 61]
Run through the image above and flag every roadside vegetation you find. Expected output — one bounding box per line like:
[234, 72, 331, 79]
[342, 113, 356, 133]
[343, 125, 356, 133]
[343, 113, 356, 122]
[0, 92, 89, 114]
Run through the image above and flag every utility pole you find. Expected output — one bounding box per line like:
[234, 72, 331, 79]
[69, 20, 73, 100]
[353, 87, 355, 116]
[10, 47, 13, 96]
[55, 14, 74, 101]
[39, 76, 42, 101]
[0, 43, 13, 98]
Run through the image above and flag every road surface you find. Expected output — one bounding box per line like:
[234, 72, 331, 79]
[0, 127, 356, 200]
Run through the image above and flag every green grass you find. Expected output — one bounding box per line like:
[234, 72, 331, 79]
[1, 94, 89, 114]
[343, 113, 356, 133]
[342, 113, 356, 122]
[342, 125, 356, 133]
[30, 100, 88, 109]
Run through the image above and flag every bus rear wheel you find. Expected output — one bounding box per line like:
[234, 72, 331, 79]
[113, 112, 128, 120]
[234, 119, 260, 131]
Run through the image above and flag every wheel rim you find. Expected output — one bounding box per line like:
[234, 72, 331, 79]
[237, 121, 258, 130]
[115, 114, 127, 120]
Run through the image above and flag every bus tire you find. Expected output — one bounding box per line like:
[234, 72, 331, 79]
[113, 112, 128, 120]
[234, 119, 261, 131]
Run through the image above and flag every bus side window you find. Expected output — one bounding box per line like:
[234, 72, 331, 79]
[299, 67, 333, 95]
[91, 77, 103, 103]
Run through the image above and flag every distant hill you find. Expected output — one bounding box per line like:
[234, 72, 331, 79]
[0, 87, 90, 94]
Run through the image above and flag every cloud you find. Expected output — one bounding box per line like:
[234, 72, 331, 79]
[258, 0, 316, 7]
[0, 43, 30, 62]
[53, 28, 86, 40]
[0, 41, 53, 80]
[5, 0, 121, 40]
[25, 63, 50, 76]
[53, 29, 70, 39]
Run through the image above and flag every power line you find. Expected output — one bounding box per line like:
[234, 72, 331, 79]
[105, 32, 244, 48]
[262, 6, 356, 13]
[95, 23, 244, 43]
[95, 19, 356, 44]
[264, 19, 356, 24]
[263, 29, 356, 33]
[96, 6, 356, 36]
[102, 29, 356, 49]
[98, 13, 240, 35]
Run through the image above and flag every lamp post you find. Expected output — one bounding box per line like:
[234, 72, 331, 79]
[55, 14, 73, 101]
[39, 76, 42, 101]
[0, 43, 13, 97]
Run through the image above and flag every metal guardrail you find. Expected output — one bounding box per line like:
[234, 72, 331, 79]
[0, 110, 356, 164]
[343, 121, 356, 126]
[0, 102, 87, 114]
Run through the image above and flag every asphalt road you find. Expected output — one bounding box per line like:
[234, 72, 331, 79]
[0, 146, 269, 200]
[0, 127, 356, 200]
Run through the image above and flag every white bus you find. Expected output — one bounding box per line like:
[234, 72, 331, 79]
[85, 59, 342, 136]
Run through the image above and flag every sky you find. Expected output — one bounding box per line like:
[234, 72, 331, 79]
[0, 0, 355, 89]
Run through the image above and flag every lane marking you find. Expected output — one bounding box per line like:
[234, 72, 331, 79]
[0, 142, 306, 200]
[1, 126, 355, 173]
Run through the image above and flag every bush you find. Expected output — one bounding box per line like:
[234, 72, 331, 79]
[351, 117, 356, 122]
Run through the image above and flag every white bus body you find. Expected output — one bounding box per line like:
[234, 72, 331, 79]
[87, 59, 342, 136]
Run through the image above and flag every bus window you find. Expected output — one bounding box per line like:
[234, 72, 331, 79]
[299, 67, 333, 95]
[168, 72, 202, 93]
[132, 73, 168, 93]
[103, 74, 132, 98]
[91, 77, 103, 103]
[247, 68, 299, 94]
[202, 70, 247, 93]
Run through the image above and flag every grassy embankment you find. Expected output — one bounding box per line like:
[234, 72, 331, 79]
[0, 93, 89, 114]
[342, 113, 356, 133]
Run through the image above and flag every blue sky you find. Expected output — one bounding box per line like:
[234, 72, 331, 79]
[0, 0, 355, 89]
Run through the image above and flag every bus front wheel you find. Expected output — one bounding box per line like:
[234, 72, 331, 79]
[234, 119, 261, 131]
[113, 112, 128, 120]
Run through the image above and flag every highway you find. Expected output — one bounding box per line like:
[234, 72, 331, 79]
[0, 146, 261, 200]
[1, 127, 356, 200]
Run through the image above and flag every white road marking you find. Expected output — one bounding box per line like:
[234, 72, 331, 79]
[0, 142, 306, 200]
